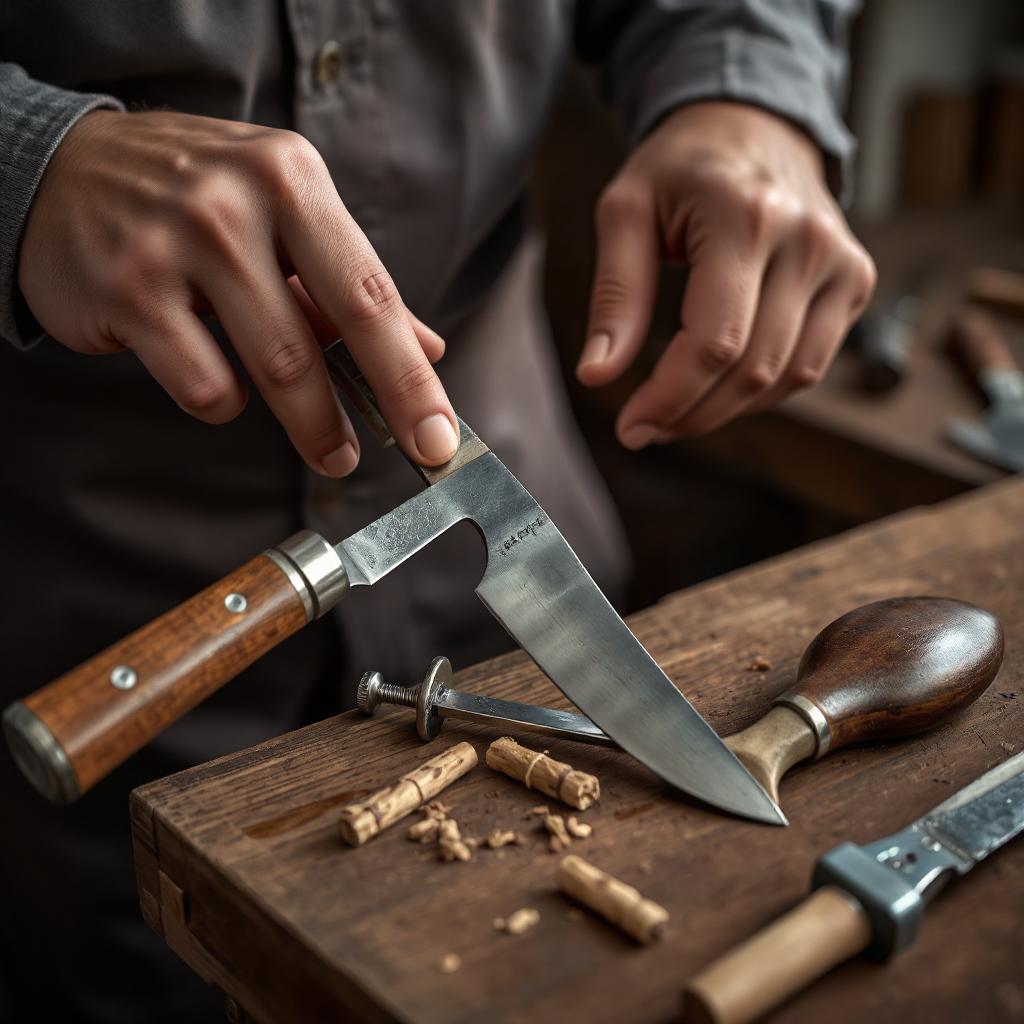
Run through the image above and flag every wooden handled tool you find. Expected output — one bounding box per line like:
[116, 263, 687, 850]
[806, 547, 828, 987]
[724, 595, 1003, 803]
[2, 534, 348, 802]
[947, 304, 1021, 377]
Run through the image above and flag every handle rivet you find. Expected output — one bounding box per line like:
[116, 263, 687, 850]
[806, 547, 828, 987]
[110, 665, 138, 690]
[224, 592, 248, 614]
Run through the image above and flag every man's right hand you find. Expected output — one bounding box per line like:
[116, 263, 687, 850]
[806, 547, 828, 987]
[17, 110, 459, 476]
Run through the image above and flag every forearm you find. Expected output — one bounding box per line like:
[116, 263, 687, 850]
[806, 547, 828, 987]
[0, 62, 123, 348]
[576, 0, 860, 202]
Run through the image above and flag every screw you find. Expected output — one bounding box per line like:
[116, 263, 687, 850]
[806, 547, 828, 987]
[224, 592, 248, 614]
[356, 658, 452, 741]
[357, 671, 419, 714]
[110, 665, 138, 690]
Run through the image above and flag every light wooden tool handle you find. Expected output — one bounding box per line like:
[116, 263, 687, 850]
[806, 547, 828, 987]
[681, 887, 872, 1024]
[2, 532, 347, 803]
[784, 595, 1002, 755]
[948, 305, 1020, 377]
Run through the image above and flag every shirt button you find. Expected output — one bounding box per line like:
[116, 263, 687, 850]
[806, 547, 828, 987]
[314, 40, 343, 88]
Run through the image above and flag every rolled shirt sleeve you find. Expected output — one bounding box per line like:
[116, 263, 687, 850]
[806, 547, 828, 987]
[576, 0, 860, 203]
[0, 62, 123, 348]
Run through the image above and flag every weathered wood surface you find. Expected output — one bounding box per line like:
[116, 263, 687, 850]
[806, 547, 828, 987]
[132, 479, 1024, 1024]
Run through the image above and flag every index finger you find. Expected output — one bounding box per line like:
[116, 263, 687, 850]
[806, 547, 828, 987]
[280, 190, 458, 466]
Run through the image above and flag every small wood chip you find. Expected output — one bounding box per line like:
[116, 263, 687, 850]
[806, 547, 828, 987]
[748, 655, 772, 672]
[439, 953, 461, 974]
[544, 813, 573, 853]
[566, 816, 592, 839]
[526, 805, 550, 818]
[495, 908, 540, 936]
[406, 817, 441, 842]
[438, 818, 472, 863]
[486, 828, 524, 849]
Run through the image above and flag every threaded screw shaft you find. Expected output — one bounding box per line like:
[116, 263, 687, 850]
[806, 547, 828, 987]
[376, 681, 419, 708]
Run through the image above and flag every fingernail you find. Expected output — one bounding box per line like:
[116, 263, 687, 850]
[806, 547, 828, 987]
[321, 441, 359, 477]
[414, 413, 459, 463]
[577, 331, 612, 375]
[620, 423, 659, 450]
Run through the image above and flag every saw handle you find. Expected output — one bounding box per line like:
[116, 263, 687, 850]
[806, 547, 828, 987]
[948, 305, 1020, 377]
[2, 533, 346, 803]
[681, 887, 871, 1024]
[783, 595, 1002, 755]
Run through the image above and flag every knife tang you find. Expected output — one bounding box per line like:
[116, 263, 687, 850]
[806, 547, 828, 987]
[2, 532, 347, 803]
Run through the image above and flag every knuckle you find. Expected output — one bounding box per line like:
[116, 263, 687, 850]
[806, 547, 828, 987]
[261, 338, 318, 391]
[389, 359, 438, 401]
[178, 374, 238, 421]
[699, 328, 747, 371]
[796, 210, 837, 265]
[179, 173, 248, 245]
[595, 186, 649, 230]
[735, 183, 784, 241]
[789, 361, 826, 389]
[589, 274, 632, 319]
[346, 268, 401, 326]
[249, 129, 323, 188]
[741, 357, 784, 392]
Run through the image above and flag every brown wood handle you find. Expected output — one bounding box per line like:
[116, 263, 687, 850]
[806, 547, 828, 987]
[681, 887, 871, 1024]
[8, 554, 307, 801]
[948, 305, 1020, 377]
[786, 596, 1003, 754]
[967, 266, 1024, 320]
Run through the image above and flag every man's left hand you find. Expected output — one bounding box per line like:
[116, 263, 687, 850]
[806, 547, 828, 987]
[577, 101, 877, 449]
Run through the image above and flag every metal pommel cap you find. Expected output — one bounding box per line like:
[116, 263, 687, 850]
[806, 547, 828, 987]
[2, 701, 79, 804]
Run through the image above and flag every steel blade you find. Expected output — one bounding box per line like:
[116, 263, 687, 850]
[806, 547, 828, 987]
[336, 451, 784, 824]
[919, 750, 1024, 867]
[946, 418, 1024, 473]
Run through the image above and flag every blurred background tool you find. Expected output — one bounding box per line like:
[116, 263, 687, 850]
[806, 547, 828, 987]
[967, 265, 1024, 318]
[846, 288, 924, 394]
[945, 304, 1024, 471]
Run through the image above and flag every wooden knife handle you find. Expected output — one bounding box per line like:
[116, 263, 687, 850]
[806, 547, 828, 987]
[681, 887, 872, 1024]
[947, 305, 1020, 377]
[2, 532, 347, 803]
[779, 596, 1003, 756]
[967, 266, 1024, 320]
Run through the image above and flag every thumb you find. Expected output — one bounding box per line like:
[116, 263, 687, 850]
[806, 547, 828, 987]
[578, 187, 659, 387]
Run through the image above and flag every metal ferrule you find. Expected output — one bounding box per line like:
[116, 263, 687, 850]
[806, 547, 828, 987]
[2, 701, 79, 804]
[773, 691, 831, 758]
[265, 530, 348, 622]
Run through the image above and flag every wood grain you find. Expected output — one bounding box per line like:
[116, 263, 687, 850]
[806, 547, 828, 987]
[131, 478, 1024, 1024]
[25, 554, 306, 796]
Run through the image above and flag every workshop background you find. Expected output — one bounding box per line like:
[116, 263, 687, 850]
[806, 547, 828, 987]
[537, 0, 1024, 614]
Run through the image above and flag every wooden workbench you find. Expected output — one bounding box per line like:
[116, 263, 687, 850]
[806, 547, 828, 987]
[132, 478, 1024, 1024]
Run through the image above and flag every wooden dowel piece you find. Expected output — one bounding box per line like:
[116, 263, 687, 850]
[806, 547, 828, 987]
[485, 736, 600, 810]
[680, 887, 872, 1024]
[556, 854, 668, 944]
[338, 742, 477, 847]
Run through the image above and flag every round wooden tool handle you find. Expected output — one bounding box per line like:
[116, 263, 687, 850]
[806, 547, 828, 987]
[681, 887, 871, 1024]
[948, 305, 1020, 376]
[3, 554, 308, 802]
[783, 596, 1003, 756]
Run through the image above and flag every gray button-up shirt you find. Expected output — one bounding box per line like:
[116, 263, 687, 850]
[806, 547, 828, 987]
[1, 0, 857, 349]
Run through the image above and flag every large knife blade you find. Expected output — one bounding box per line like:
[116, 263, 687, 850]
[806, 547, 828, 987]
[683, 750, 1024, 1024]
[3, 343, 781, 824]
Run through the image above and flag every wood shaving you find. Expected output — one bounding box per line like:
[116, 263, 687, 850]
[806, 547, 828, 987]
[439, 953, 461, 974]
[486, 737, 600, 810]
[526, 805, 551, 818]
[566, 816, 592, 839]
[544, 813, 573, 853]
[406, 817, 441, 843]
[495, 908, 540, 935]
[748, 655, 772, 672]
[486, 828, 525, 849]
[438, 818, 472, 862]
